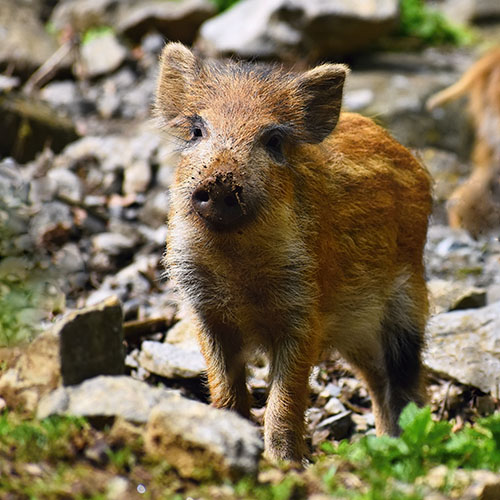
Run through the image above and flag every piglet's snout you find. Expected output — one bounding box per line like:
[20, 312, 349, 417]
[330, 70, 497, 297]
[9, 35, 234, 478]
[191, 173, 247, 229]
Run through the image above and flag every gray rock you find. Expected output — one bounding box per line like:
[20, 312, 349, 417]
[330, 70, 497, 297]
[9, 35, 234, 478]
[47, 168, 84, 203]
[92, 67, 155, 120]
[85, 254, 160, 307]
[135, 223, 168, 246]
[462, 469, 500, 500]
[343, 88, 374, 111]
[431, 0, 500, 23]
[418, 467, 500, 500]
[488, 284, 500, 305]
[120, 78, 155, 120]
[106, 477, 130, 500]
[0, 0, 58, 76]
[55, 296, 125, 386]
[139, 340, 206, 378]
[346, 58, 474, 160]
[0, 329, 61, 411]
[40, 81, 80, 109]
[164, 317, 199, 348]
[145, 398, 263, 478]
[138, 189, 170, 228]
[56, 130, 160, 178]
[425, 301, 500, 397]
[118, 0, 216, 44]
[53, 243, 88, 291]
[79, 32, 127, 78]
[323, 397, 347, 415]
[141, 32, 165, 56]
[29, 176, 58, 205]
[351, 412, 376, 433]
[428, 279, 487, 315]
[425, 225, 500, 289]
[50, 0, 127, 34]
[91, 232, 138, 256]
[0, 75, 20, 92]
[96, 84, 121, 119]
[56, 136, 125, 173]
[319, 382, 342, 399]
[0, 159, 30, 207]
[123, 159, 152, 195]
[53, 243, 86, 275]
[472, 0, 500, 20]
[0, 256, 32, 282]
[30, 201, 74, 248]
[420, 148, 469, 204]
[198, 0, 398, 61]
[316, 410, 352, 440]
[37, 375, 180, 422]
[156, 160, 176, 189]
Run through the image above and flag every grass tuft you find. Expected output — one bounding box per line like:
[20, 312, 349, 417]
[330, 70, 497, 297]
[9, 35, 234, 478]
[397, 0, 474, 46]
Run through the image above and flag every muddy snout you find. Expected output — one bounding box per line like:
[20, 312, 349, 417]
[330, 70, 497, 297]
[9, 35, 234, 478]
[191, 173, 249, 230]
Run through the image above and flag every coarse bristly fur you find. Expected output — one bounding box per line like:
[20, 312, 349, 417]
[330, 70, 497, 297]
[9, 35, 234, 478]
[155, 42, 432, 463]
[427, 47, 500, 238]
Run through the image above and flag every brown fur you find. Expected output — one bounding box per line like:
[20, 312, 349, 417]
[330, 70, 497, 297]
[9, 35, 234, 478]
[155, 43, 432, 463]
[427, 48, 500, 237]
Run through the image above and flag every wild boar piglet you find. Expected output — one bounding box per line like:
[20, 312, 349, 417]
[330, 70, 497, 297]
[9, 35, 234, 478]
[155, 42, 432, 462]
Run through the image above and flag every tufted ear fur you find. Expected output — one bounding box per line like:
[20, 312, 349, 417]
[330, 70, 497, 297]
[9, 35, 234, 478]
[155, 42, 201, 125]
[296, 63, 349, 143]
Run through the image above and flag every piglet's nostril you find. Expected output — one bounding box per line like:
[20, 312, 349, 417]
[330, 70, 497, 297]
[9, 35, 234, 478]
[194, 189, 210, 203]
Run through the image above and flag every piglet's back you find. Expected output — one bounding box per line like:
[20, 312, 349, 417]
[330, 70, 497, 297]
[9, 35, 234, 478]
[321, 112, 432, 259]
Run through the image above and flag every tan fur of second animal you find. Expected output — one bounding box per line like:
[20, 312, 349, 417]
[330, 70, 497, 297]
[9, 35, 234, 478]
[427, 48, 500, 238]
[155, 43, 432, 463]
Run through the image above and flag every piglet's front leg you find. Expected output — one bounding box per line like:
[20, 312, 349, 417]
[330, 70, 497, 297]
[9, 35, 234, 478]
[196, 319, 251, 419]
[264, 334, 318, 463]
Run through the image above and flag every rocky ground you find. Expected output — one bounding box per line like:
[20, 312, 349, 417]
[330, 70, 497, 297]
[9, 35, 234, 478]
[1, 0, 500, 498]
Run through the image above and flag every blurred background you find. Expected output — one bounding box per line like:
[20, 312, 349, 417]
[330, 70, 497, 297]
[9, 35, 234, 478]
[1, 0, 499, 337]
[1, 2, 500, 493]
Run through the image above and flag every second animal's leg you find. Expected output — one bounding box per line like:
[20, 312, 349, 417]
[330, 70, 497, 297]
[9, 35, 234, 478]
[196, 318, 251, 418]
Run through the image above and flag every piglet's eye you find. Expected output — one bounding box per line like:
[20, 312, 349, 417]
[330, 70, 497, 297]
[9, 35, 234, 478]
[263, 132, 285, 162]
[191, 127, 204, 140]
[266, 134, 282, 151]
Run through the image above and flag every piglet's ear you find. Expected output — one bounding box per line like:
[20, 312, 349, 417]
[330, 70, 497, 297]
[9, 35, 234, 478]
[296, 64, 349, 143]
[155, 42, 200, 124]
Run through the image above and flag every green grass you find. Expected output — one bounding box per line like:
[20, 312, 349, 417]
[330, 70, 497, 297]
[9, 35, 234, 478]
[211, 0, 241, 12]
[234, 474, 307, 500]
[1, 405, 499, 499]
[0, 201, 44, 346]
[397, 0, 474, 46]
[318, 403, 500, 499]
[82, 26, 115, 45]
[0, 412, 89, 463]
[455, 266, 484, 279]
[0, 279, 41, 346]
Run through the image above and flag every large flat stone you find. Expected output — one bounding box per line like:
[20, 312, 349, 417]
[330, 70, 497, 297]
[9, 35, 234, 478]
[425, 301, 500, 397]
[0, 0, 58, 77]
[37, 375, 180, 422]
[197, 0, 398, 61]
[145, 398, 263, 479]
[0, 330, 61, 411]
[138, 340, 206, 379]
[118, 0, 216, 43]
